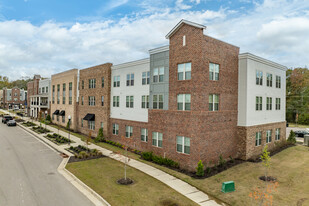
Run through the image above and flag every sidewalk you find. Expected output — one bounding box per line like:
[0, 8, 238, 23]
[5, 110, 224, 206]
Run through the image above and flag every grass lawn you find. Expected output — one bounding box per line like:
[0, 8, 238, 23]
[66, 158, 198, 206]
[138, 145, 309, 206]
[289, 123, 309, 128]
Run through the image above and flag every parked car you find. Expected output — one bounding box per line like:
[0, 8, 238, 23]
[294, 130, 309, 138]
[7, 120, 16, 126]
[2, 116, 13, 124]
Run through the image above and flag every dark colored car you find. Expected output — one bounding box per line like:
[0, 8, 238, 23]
[2, 116, 13, 124]
[7, 120, 16, 126]
[294, 130, 309, 138]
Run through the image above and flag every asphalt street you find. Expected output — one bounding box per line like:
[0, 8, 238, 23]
[0, 119, 94, 206]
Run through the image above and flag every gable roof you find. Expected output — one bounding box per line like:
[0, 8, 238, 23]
[165, 19, 206, 39]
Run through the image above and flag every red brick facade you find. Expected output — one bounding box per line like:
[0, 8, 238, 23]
[27, 75, 40, 113]
[2, 87, 27, 109]
[77, 63, 112, 138]
[237, 121, 286, 160]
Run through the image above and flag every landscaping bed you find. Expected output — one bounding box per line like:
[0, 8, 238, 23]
[31, 126, 51, 134]
[45, 133, 74, 145]
[67, 145, 104, 163]
[22, 121, 36, 127]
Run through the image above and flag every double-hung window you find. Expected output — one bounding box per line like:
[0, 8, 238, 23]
[69, 82, 72, 105]
[126, 126, 133, 138]
[256, 96, 262, 111]
[178, 63, 191, 80]
[266, 130, 272, 143]
[81, 119, 83, 127]
[101, 77, 104, 88]
[141, 128, 148, 142]
[176, 136, 190, 154]
[62, 115, 65, 123]
[89, 96, 95, 106]
[113, 124, 119, 135]
[275, 128, 280, 140]
[126, 96, 134, 108]
[62, 83, 66, 104]
[101, 96, 104, 106]
[113, 76, 120, 87]
[81, 80, 84, 89]
[113, 96, 119, 107]
[57, 84, 60, 104]
[142, 71, 150, 85]
[177, 94, 191, 111]
[276, 98, 280, 110]
[153, 94, 163, 109]
[267, 97, 272, 110]
[126, 73, 134, 86]
[267, 73, 272, 87]
[52, 85, 55, 104]
[153, 67, 164, 82]
[141, 95, 149, 109]
[276, 76, 281, 88]
[152, 132, 163, 148]
[88, 121, 95, 130]
[89, 79, 96, 89]
[81, 96, 84, 105]
[255, 132, 262, 146]
[209, 63, 219, 81]
[209, 94, 219, 111]
[256, 70, 263, 85]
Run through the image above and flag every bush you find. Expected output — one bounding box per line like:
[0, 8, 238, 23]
[46, 114, 51, 121]
[218, 154, 226, 167]
[298, 113, 309, 125]
[287, 130, 296, 144]
[196, 160, 204, 177]
[94, 128, 104, 143]
[206, 166, 211, 174]
[141, 151, 153, 161]
[79, 151, 87, 159]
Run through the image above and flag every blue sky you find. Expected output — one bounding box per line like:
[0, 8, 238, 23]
[0, 0, 308, 80]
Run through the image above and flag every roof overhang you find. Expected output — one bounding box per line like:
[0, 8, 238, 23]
[165, 19, 206, 39]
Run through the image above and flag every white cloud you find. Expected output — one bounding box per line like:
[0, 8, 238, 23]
[175, 0, 192, 10]
[0, 0, 309, 80]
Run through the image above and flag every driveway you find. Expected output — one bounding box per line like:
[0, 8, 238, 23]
[0, 119, 94, 206]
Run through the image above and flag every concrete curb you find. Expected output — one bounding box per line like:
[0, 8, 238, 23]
[58, 157, 111, 206]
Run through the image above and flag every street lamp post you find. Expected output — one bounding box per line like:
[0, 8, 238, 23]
[68, 115, 71, 145]
[45, 110, 48, 130]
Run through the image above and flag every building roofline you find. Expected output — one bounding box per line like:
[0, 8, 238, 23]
[239, 53, 288, 71]
[80, 62, 113, 71]
[51, 68, 79, 77]
[112, 58, 150, 70]
[149, 45, 169, 54]
[165, 19, 206, 39]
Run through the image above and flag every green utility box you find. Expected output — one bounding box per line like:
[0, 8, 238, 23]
[221, 181, 235, 193]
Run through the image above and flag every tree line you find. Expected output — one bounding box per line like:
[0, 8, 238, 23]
[0, 75, 32, 90]
[286, 68, 309, 125]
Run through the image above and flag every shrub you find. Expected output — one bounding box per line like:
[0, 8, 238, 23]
[219, 154, 226, 167]
[141, 151, 153, 161]
[94, 128, 104, 143]
[46, 114, 51, 121]
[287, 130, 296, 144]
[79, 151, 87, 159]
[196, 160, 204, 177]
[206, 166, 211, 174]
[229, 156, 235, 163]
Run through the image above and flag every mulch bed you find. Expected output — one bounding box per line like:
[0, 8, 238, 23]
[68, 154, 106, 163]
[259, 176, 277, 182]
[176, 159, 245, 179]
[117, 178, 134, 185]
[248, 143, 295, 163]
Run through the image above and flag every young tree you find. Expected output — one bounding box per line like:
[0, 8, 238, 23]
[115, 136, 132, 181]
[261, 145, 271, 181]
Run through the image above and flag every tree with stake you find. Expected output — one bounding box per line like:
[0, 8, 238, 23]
[116, 136, 133, 185]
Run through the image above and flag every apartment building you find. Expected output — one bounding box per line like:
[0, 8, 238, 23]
[29, 78, 51, 118]
[44, 19, 286, 171]
[50, 69, 79, 131]
[237, 53, 287, 159]
[110, 58, 150, 148]
[76, 63, 112, 137]
[2, 87, 27, 110]
[27, 75, 41, 115]
[0, 90, 3, 108]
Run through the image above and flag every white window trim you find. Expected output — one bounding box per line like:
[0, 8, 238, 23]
[141, 128, 148, 142]
[152, 132, 163, 148]
[266, 130, 272, 143]
[176, 136, 190, 155]
[255, 132, 262, 147]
